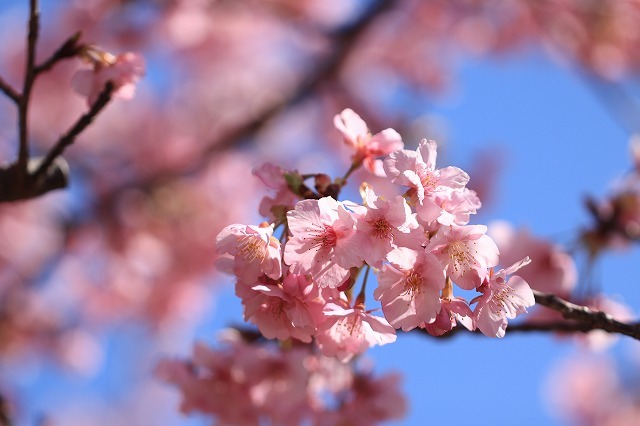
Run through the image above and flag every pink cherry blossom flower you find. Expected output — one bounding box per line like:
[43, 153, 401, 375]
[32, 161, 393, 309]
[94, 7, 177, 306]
[432, 187, 482, 227]
[352, 186, 424, 267]
[284, 197, 363, 288]
[384, 139, 477, 225]
[426, 224, 499, 290]
[72, 50, 145, 105]
[472, 257, 535, 338]
[334, 108, 403, 176]
[423, 297, 474, 336]
[241, 272, 330, 342]
[374, 248, 445, 331]
[216, 222, 282, 283]
[315, 301, 396, 362]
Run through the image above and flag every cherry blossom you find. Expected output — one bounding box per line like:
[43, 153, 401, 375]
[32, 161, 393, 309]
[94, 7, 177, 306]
[240, 271, 330, 342]
[427, 224, 500, 290]
[423, 296, 474, 336]
[374, 248, 445, 331]
[216, 222, 282, 283]
[384, 139, 481, 227]
[334, 108, 404, 176]
[284, 197, 363, 288]
[472, 257, 535, 338]
[315, 300, 396, 362]
[352, 185, 424, 267]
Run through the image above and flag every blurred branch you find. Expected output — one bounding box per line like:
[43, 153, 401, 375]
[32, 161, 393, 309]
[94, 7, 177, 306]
[32, 82, 114, 183]
[579, 72, 640, 135]
[0, 83, 113, 202]
[0, 393, 11, 426]
[0, 76, 20, 104]
[17, 0, 41, 187]
[198, 0, 394, 158]
[34, 31, 82, 75]
[95, 0, 395, 206]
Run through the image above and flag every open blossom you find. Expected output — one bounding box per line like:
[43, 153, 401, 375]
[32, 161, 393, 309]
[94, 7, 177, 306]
[374, 248, 445, 331]
[353, 186, 424, 267]
[315, 300, 396, 362]
[72, 49, 145, 105]
[284, 197, 363, 288]
[216, 222, 282, 283]
[241, 272, 331, 343]
[427, 224, 499, 290]
[384, 139, 479, 225]
[473, 257, 535, 338]
[334, 108, 403, 176]
[423, 297, 474, 336]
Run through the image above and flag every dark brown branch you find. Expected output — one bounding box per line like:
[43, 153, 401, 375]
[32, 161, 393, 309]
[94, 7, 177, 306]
[0, 83, 114, 202]
[32, 82, 114, 183]
[17, 0, 40, 188]
[532, 289, 640, 340]
[0, 76, 20, 104]
[34, 32, 82, 75]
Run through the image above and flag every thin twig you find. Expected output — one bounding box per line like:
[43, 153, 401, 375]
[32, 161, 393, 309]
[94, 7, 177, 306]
[17, 0, 40, 186]
[0, 76, 20, 104]
[34, 31, 82, 75]
[32, 82, 114, 183]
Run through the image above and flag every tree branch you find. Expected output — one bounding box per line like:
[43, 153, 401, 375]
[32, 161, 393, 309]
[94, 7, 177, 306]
[17, 0, 40, 188]
[32, 82, 114, 183]
[531, 289, 640, 340]
[34, 31, 82, 75]
[0, 76, 20, 104]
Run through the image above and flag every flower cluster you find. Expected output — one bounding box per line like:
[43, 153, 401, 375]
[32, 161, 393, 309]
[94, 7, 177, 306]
[156, 329, 406, 425]
[216, 109, 535, 361]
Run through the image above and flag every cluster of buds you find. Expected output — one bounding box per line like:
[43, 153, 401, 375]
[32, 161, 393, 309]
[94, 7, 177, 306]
[216, 109, 536, 362]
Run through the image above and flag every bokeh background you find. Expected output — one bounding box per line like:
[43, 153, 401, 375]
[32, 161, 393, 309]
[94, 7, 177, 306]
[0, 0, 639, 424]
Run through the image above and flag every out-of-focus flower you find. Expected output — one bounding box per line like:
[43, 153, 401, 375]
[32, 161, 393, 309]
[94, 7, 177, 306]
[72, 49, 145, 105]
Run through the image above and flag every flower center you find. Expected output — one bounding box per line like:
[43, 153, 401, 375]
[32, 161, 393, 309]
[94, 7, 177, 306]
[403, 271, 423, 297]
[237, 235, 266, 262]
[447, 241, 476, 275]
[421, 171, 439, 194]
[368, 217, 392, 239]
